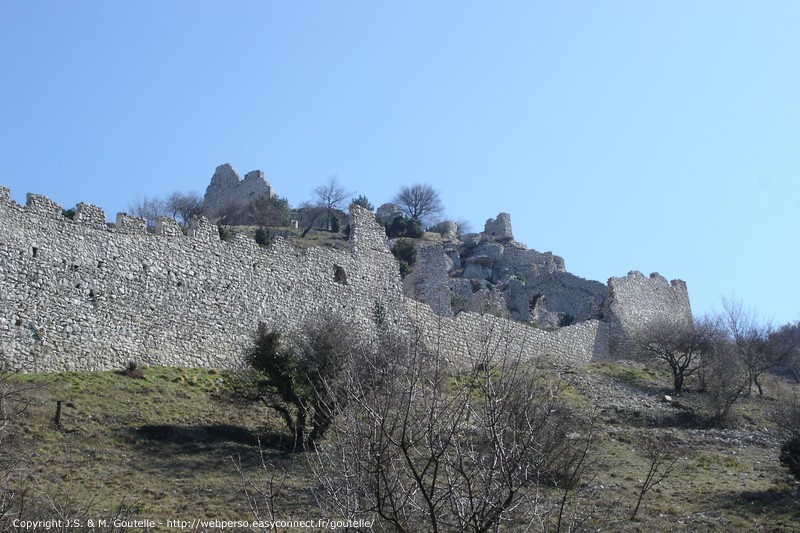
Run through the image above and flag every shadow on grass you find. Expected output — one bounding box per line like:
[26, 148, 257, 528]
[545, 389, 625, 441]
[132, 424, 298, 453]
[701, 487, 800, 528]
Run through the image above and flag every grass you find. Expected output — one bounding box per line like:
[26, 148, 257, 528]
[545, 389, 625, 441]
[4, 363, 800, 531]
[7, 367, 313, 527]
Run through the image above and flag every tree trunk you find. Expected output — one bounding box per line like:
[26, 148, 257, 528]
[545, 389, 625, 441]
[54, 400, 63, 430]
[754, 375, 765, 398]
[673, 373, 684, 394]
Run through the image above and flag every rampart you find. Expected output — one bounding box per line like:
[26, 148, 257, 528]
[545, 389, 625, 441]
[604, 271, 693, 357]
[0, 184, 687, 373]
[0, 186, 404, 372]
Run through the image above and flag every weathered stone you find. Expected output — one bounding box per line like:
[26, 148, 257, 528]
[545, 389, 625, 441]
[430, 220, 459, 240]
[201, 163, 274, 219]
[402, 243, 453, 317]
[0, 176, 691, 374]
[604, 271, 693, 358]
[375, 203, 405, 224]
[484, 213, 513, 241]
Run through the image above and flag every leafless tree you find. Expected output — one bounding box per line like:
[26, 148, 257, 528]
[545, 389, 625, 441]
[126, 194, 166, 227]
[701, 332, 749, 424]
[393, 183, 445, 226]
[165, 191, 203, 228]
[0, 370, 37, 525]
[634, 318, 716, 394]
[629, 437, 682, 521]
[232, 443, 287, 531]
[722, 298, 793, 397]
[295, 203, 329, 237]
[307, 326, 596, 531]
[312, 176, 352, 230]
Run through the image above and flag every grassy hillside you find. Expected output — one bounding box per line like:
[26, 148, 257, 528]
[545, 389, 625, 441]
[3, 362, 799, 531]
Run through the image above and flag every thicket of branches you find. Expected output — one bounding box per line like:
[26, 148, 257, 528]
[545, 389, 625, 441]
[633, 300, 799, 425]
[236, 315, 597, 531]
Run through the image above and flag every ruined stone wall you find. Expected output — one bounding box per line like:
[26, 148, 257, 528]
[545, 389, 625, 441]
[0, 184, 683, 373]
[0, 186, 404, 372]
[406, 300, 610, 367]
[201, 163, 274, 218]
[604, 271, 693, 357]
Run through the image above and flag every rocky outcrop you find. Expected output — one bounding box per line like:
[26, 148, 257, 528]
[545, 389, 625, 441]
[375, 203, 405, 224]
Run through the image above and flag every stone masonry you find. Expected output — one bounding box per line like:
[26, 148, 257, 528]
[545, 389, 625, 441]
[0, 183, 691, 373]
[201, 163, 274, 218]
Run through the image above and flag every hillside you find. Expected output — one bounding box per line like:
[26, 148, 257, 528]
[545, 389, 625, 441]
[3, 360, 798, 531]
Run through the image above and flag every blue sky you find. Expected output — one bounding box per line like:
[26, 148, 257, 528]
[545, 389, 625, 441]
[1, 2, 798, 325]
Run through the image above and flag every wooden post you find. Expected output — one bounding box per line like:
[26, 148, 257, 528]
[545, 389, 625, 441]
[54, 400, 62, 429]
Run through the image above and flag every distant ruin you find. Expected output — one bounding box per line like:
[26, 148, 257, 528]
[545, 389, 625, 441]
[201, 163, 275, 219]
[0, 174, 692, 373]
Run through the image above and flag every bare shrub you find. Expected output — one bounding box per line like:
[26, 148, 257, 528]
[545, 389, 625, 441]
[722, 298, 793, 398]
[701, 338, 748, 426]
[629, 436, 682, 521]
[770, 391, 800, 480]
[308, 327, 596, 531]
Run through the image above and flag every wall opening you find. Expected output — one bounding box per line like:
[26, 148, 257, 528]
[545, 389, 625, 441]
[333, 264, 348, 285]
[32, 247, 39, 258]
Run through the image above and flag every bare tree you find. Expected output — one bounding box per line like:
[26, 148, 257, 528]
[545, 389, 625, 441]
[630, 437, 682, 521]
[392, 183, 444, 225]
[634, 318, 715, 394]
[312, 176, 352, 230]
[165, 191, 203, 228]
[126, 195, 166, 227]
[701, 334, 748, 424]
[295, 203, 329, 238]
[722, 298, 793, 398]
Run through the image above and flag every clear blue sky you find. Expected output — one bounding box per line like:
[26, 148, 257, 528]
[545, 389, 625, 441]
[1, 2, 798, 325]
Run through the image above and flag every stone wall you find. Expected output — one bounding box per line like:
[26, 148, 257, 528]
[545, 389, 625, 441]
[0, 187, 404, 372]
[604, 271, 693, 357]
[406, 300, 609, 366]
[0, 184, 685, 373]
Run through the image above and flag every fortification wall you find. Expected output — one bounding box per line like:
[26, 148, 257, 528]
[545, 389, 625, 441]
[604, 270, 693, 357]
[0, 186, 404, 372]
[0, 184, 682, 373]
[406, 300, 609, 367]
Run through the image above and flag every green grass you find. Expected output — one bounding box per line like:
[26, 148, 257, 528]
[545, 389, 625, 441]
[7, 367, 311, 526]
[589, 360, 666, 390]
[5, 365, 800, 531]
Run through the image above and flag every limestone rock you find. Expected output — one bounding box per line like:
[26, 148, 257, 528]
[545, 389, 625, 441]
[376, 203, 405, 224]
[431, 220, 459, 240]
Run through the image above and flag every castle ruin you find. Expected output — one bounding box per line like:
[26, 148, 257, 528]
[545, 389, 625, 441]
[0, 182, 692, 373]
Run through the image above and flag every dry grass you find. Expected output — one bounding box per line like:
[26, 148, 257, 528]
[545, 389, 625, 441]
[4, 363, 800, 531]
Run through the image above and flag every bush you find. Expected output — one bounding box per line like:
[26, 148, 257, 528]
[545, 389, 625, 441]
[328, 213, 341, 233]
[217, 223, 231, 242]
[233, 318, 362, 451]
[780, 436, 800, 480]
[254, 226, 271, 247]
[350, 195, 374, 211]
[385, 216, 423, 239]
[391, 239, 417, 278]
